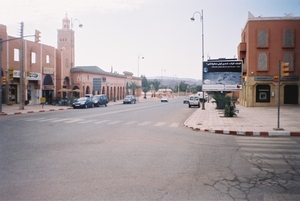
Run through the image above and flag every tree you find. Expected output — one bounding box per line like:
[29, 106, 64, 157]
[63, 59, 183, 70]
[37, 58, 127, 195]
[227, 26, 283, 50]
[127, 81, 140, 96]
[141, 75, 150, 98]
[148, 79, 161, 92]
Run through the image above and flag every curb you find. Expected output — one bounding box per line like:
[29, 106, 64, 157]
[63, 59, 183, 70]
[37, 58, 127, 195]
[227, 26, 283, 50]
[0, 107, 72, 116]
[184, 124, 300, 137]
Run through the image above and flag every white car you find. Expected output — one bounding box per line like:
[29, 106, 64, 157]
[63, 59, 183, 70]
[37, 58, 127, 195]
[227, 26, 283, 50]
[161, 96, 168, 102]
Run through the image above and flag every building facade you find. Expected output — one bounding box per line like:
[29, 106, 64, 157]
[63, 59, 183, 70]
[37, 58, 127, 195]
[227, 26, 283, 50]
[238, 12, 300, 107]
[0, 15, 141, 106]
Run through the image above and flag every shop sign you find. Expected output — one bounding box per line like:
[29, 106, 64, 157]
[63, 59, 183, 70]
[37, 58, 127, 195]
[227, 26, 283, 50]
[43, 67, 54, 74]
[27, 72, 41, 80]
[254, 76, 273, 81]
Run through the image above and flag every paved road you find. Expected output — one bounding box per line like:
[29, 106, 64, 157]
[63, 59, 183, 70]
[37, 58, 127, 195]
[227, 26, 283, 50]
[1, 99, 300, 200]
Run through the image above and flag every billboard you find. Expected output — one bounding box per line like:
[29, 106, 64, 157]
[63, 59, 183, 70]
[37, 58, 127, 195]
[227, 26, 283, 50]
[202, 60, 243, 91]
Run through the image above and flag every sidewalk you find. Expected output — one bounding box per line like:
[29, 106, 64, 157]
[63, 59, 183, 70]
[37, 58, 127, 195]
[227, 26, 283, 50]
[184, 102, 300, 137]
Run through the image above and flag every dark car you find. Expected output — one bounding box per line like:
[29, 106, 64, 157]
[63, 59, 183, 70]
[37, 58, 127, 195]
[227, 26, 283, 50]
[72, 97, 94, 109]
[123, 95, 136, 104]
[92, 94, 108, 107]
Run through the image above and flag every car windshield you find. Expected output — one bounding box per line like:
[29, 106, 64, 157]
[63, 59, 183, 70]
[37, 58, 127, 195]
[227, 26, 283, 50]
[125, 96, 132, 98]
[77, 98, 87, 102]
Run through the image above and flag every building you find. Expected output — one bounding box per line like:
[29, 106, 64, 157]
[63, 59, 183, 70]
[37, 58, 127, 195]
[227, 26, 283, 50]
[0, 15, 141, 107]
[238, 12, 300, 107]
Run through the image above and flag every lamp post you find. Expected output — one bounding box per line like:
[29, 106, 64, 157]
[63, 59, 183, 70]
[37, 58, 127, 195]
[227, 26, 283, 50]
[191, 10, 205, 110]
[138, 54, 144, 77]
[70, 18, 82, 98]
[71, 18, 83, 69]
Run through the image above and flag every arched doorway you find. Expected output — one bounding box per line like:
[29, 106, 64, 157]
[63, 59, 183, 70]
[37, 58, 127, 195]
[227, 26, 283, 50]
[42, 74, 54, 104]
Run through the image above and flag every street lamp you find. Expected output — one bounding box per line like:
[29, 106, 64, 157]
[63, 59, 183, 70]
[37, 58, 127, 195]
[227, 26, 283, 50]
[191, 9, 205, 110]
[138, 54, 144, 77]
[71, 18, 83, 69]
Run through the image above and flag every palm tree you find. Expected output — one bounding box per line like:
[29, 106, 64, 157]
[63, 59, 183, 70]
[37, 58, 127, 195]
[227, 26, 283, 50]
[127, 81, 140, 96]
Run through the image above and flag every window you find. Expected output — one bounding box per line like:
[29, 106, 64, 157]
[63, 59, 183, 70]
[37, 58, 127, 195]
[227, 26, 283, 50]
[46, 55, 50, 64]
[14, 48, 19, 61]
[283, 29, 293, 47]
[258, 30, 268, 47]
[31, 52, 36, 64]
[258, 53, 267, 70]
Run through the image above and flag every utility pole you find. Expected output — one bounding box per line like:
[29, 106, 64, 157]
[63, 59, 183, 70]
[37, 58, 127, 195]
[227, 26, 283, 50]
[19, 22, 24, 110]
[0, 39, 2, 113]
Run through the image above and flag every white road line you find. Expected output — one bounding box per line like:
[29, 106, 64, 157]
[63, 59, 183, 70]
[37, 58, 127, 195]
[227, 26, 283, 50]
[39, 118, 59, 122]
[64, 119, 84, 123]
[95, 120, 111, 124]
[123, 121, 137, 125]
[170, 123, 179, 127]
[154, 122, 166, 127]
[78, 120, 97, 124]
[138, 121, 151, 126]
[51, 118, 71, 122]
[24, 117, 46, 121]
[108, 120, 123, 125]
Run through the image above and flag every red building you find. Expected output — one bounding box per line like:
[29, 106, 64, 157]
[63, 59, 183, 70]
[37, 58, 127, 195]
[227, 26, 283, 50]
[0, 15, 141, 107]
[238, 12, 300, 107]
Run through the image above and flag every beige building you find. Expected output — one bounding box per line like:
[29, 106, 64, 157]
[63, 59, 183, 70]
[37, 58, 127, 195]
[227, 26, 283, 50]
[0, 15, 141, 106]
[238, 12, 300, 107]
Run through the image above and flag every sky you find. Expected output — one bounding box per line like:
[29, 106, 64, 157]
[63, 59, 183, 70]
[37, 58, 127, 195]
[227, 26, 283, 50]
[1, 0, 300, 80]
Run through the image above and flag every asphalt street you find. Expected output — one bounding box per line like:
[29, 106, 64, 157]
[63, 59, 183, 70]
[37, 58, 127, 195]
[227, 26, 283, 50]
[0, 98, 300, 200]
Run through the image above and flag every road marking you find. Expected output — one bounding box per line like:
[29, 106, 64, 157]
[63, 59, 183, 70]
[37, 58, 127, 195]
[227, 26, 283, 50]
[108, 120, 123, 125]
[138, 121, 151, 126]
[39, 118, 58, 122]
[64, 118, 84, 123]
[51, 118, 71, 122]
[154, 122, 166, 126]
[24, 117, 46, 121]
[95, 120, 110, 124]
[79, 120, 97, 124]
[170, 123, 179, 127]
[123, 121, 137, 125]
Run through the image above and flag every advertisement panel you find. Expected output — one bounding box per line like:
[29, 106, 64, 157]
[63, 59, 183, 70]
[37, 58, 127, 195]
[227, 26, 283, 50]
[202, 60, 243, 91]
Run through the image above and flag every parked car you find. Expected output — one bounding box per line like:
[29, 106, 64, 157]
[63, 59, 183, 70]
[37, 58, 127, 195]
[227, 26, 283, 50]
[92, 94, 108, 107]
[85, 94, 93, 98]
[161, 96, 168, 102]
[73, 97, 94, 109]
[183, 96, 189, 104]
[188, 95, 200, 108]
[123, 95, 136, 104]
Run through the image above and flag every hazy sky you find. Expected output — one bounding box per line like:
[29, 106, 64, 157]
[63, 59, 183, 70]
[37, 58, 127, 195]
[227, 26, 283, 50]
[1, 0, 300, 79]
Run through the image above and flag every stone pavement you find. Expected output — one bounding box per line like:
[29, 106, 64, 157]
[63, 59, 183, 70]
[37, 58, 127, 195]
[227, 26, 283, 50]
[184, 102, 300, 137]
[1, 97, 300, 137]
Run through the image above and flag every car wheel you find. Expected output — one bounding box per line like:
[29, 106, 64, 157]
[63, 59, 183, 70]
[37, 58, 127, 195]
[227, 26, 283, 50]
[97, 103, 100, 107]
[73, 106, 75, 109]
[105, 103, 107, 107]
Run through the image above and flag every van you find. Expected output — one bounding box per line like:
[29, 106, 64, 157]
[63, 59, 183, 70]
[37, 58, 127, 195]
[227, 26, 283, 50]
[92, 94, 108, 107]
[188, 95, 200, 108]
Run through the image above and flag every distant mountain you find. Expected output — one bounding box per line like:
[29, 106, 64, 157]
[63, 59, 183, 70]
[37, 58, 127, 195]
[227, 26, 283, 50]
[147, 76, 202, 87]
